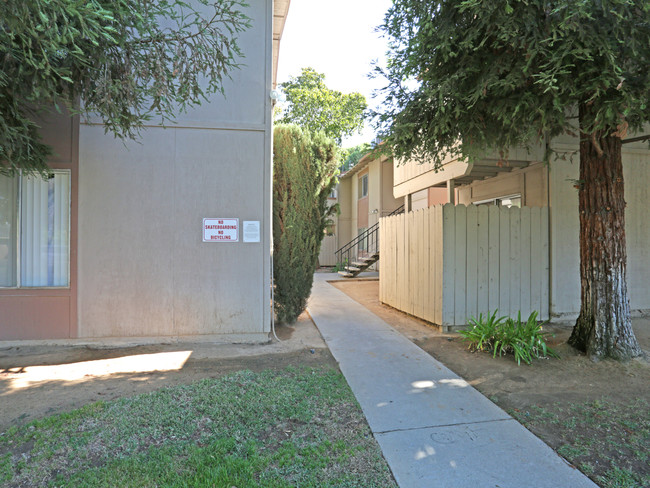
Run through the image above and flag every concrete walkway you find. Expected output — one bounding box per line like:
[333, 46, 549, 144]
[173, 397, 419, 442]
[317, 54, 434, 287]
[307, 274, 597, 488]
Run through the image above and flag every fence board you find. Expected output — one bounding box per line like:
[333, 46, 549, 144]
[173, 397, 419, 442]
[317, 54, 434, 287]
[530, 207, 542, 314]
[540, 209, 550, 320]
[488, 206, 500, 312]
[454, 205, 467, 324]
[419, 210, 429, 320]
[442, 204, 456, 325]
[520, 208, 532, 315]
[433, 205, 443, 324]
[466, 205, 478, 320]
[509, 209, 521, 316]
[477, 205, 489, 315]
[416, 210, 425, 318]
[499, 207, 511, 315]
[408, 211, 417, 315]
[426, 207, 436, 323]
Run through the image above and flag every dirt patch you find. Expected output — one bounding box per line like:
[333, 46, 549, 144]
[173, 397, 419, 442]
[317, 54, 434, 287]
[0, 313, 333, 431]
[330, 279, 650, 405]
[330, 279, 650, 485]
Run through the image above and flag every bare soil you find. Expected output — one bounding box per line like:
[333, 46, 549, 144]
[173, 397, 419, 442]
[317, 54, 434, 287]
[0, 314, 334, 431]
[330, 279, 650, 485]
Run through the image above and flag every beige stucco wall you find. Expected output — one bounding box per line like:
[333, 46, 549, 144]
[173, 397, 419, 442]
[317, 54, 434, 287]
[548, 139, 650, 319]
[337, 178, 353, 251]
[393, 153, 459, 192]
[381, 159, 402, 216]
[411, 189, 429, 211]
[338, 155, 401, 252]
[76, 1, 273, 341]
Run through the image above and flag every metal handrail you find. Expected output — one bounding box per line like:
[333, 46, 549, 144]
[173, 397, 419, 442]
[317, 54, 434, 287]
[335, 204, 404, 269]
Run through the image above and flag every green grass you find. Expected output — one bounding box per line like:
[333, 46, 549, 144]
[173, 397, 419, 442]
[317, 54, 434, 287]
[459, 310, 559, 365]
[0, 367, 396, 487]
[510, 398, 650, 488]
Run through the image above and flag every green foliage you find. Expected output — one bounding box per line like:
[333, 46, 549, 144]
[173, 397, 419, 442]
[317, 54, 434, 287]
[278, 68, 367, 145]
[339, 143, 372, 172]
[0, 0, 250, 176]
[376, 0, 650, 166]
[0, 368, 396, 487]
[273, 125, 339, 324]
[460, 310, 559, 365]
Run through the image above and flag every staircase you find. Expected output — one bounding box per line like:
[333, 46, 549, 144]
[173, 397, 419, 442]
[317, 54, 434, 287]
[335, 205, 404, 278]
[337, 252, 380, 278]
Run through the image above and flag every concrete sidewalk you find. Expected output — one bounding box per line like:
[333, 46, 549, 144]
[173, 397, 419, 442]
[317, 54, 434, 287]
[307, 274, 597, 488]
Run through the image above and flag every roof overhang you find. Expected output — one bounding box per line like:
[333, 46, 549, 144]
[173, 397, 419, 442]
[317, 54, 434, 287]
[341, 151, 391, 180]
[272, 0, 291, 89]
[449, 160, 533, 186]
[393, 158, 533, 199]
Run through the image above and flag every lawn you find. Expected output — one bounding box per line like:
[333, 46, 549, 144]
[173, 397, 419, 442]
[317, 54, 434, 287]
[0, 366, 396, 487]
[509, 398, 650, 488]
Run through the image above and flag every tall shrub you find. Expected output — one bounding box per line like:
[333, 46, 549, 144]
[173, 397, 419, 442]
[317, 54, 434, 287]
[273, 125, 338, 324]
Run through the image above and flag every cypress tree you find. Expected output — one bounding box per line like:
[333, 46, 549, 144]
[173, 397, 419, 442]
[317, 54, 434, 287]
[273, 125, 338, 324]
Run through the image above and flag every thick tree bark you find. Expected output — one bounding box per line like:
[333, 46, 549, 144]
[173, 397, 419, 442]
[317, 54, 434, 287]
[568, 106, 642, 360]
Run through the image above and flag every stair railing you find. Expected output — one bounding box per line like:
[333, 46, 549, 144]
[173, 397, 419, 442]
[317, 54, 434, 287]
[335, 204, 404, 269]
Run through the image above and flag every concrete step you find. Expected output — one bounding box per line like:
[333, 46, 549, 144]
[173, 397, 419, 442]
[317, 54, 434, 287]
[358, 255, 379, 263]
[337, 271, 354, 278]
[345, 266, 361, 272]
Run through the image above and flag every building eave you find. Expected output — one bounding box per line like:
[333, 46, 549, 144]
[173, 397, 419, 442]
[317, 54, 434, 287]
[272, 0, 291, 89]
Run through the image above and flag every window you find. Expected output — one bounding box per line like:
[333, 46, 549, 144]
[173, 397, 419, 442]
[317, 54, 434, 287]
[359, 174, 368, 198]
[0, 171, 71, 287]
[473, 194, 522, 208]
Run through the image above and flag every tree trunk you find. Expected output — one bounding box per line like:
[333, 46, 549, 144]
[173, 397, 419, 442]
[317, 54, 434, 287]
[568, 107, 642, 360]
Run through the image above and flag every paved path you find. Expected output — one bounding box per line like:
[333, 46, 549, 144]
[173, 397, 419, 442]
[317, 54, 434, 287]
[307, 274, 597, 488]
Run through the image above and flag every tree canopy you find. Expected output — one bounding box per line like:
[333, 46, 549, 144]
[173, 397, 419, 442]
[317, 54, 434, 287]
[273, 125, 339, 324]
[376, 0, 650, 166]
[339, 143, 372, 172]
[1, 0, 250, 176]
[377, 0, 649, 360]
[278, 67, 367, 145]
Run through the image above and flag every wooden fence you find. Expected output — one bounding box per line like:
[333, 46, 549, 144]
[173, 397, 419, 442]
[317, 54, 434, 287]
[379, 204, 549, 326]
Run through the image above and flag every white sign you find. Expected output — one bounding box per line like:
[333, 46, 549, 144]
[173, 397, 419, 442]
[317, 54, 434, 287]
[203, 218, 239, 242]
[243, 221, 260, 243]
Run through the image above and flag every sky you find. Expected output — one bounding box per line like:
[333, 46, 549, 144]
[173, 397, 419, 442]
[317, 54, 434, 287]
[275, 0, 393, 148]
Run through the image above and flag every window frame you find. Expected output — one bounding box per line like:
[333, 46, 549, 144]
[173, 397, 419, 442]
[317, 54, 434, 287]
[359, 174, 368, 199]
[0, 169, 72, 289]
[473, 193, 522, 208]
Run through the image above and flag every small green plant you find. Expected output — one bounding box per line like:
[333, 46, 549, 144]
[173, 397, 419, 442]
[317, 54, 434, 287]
[460, 310, 559, 365]
[332, 258, 348, 273]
